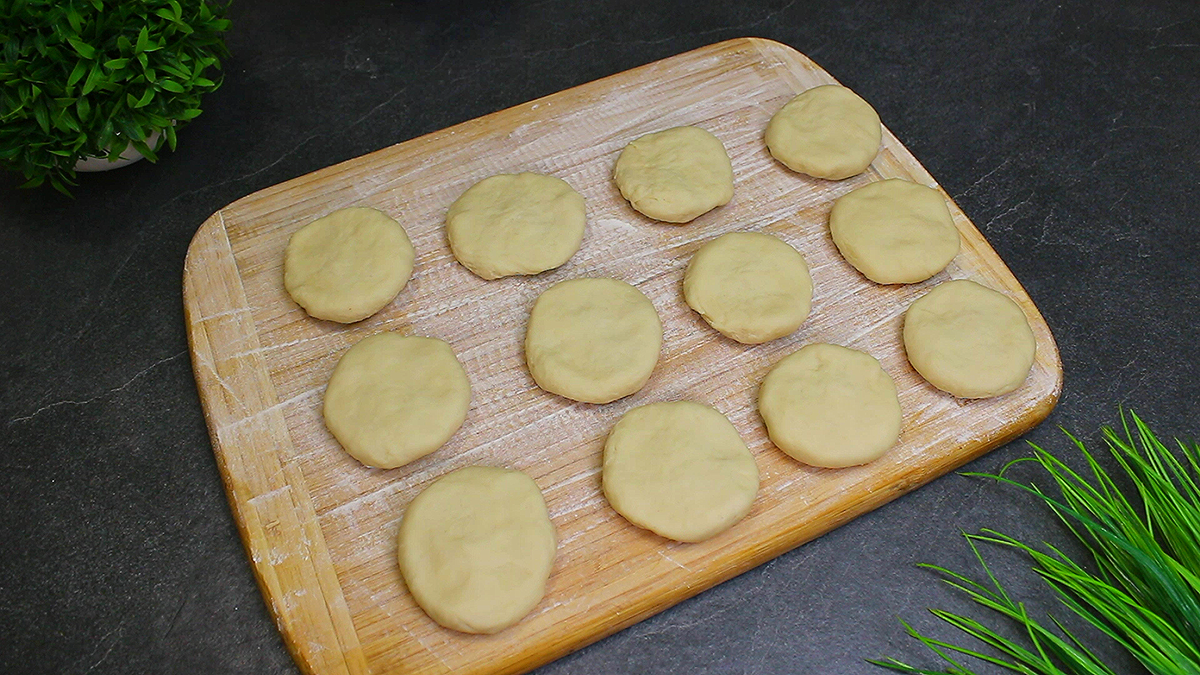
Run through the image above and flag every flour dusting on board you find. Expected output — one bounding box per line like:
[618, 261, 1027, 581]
[183, 38, 1062, 675]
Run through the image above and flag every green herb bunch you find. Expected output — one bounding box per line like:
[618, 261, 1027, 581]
[873, 412, 1200, 675]
[0, 0, 230, 194]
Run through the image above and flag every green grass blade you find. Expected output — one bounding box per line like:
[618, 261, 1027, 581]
[874, 413, 1200, 675]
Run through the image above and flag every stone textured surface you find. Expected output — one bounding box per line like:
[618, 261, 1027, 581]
[1, 1, 1197, 674]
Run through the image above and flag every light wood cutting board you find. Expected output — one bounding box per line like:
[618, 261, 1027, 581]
[183, 38, 1062, 675]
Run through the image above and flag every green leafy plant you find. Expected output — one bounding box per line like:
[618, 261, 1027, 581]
[0, 0, 230, 194]
[872, 412, 1200, 675]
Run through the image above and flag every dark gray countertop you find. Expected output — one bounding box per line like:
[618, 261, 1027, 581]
[2, 1, 1197, 673]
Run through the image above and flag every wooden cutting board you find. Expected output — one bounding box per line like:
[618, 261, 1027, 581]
[183, 38, 1062, 675]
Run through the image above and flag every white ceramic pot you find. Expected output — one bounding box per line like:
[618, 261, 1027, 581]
[74, 129, 164, 172]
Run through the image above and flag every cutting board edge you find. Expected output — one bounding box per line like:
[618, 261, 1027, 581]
[205, 38, 792, 222]
[182, 212, 366, 675]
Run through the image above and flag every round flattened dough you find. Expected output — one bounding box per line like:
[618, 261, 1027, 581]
[323, 333, 470, 469]
[283, 207, 415, 323]
[903, 279, 1036, 398]
[398, 466, 556, 634]
[446, 173, 587, 280]
[683, 232, 813, 344]
[830, 179, 961, 284]
[613, 126, 734, 223]
[525, 278, 662, 404]
[759, 343, 902, 468]
[765, 85, 882, 180]
[603, 401, 759, 543]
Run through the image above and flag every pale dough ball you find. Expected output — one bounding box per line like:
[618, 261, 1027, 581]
[603, 401, 759, 543]
[758, 343, 901, 468]
[683, 232, 813, 344]
[903, 279, 1036, 398]
[283, 207, 415, 323]
[398, 466, 556, 634]
[525, 278, 662, 404]
[829, 179, 961, 284]
[446, 172, 587, 280]
[613, 126, 734, 223]
[323, 333, 470, 469]
[764, 84, 882, 180]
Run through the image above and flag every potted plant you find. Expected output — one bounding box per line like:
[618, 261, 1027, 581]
[0, 0, 231, 195]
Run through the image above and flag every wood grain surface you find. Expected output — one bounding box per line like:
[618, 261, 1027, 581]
[182, 38, 1062, 675]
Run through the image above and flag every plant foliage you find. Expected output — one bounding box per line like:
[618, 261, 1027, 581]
[872, 412, 1200, 675]
[0, 0, 230, 194]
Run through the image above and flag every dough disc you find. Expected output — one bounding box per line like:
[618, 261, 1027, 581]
[683, 231, 813, 344]
[525, 278, 662, 404]
[283, 207, 415, 323]
[446, 172, 586, 280]
[830, 179, 961, 284]
[903, 279, 1036, 398]
[398, 466, 556, 634]
[613, 126, 734, 223]
[602, 401, 759, 543]
[758, 343, 901, 468]
[764, 85, 881, 180]
[323, 333, 470, 469]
